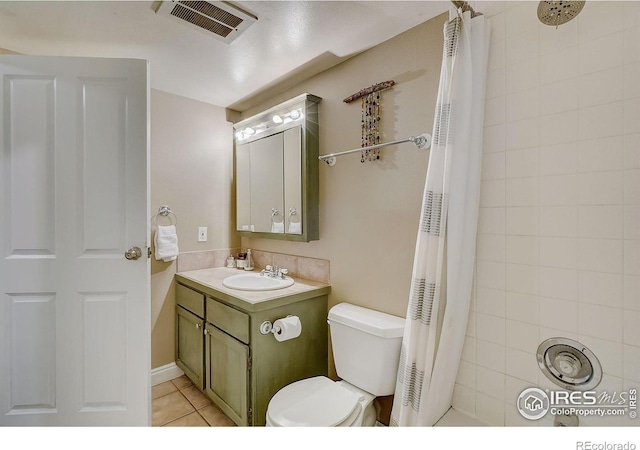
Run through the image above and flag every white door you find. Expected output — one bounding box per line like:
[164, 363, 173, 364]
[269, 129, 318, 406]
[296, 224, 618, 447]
[0, 56, 150, 426]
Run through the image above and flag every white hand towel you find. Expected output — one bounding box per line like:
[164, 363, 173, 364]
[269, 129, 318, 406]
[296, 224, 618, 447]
[288, 221, 301, 234]
[271, 221, 285, 233]
[154, 225, 179, 262]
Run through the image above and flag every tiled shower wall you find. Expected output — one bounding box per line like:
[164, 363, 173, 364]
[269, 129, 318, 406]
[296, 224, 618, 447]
[452, 1, 640, 426]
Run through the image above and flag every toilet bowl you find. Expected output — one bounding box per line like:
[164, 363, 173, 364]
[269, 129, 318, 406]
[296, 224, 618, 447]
[266, 303, 405, 427]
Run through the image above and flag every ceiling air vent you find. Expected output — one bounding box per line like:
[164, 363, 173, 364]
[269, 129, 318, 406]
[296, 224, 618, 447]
[155, 1, 257, 44]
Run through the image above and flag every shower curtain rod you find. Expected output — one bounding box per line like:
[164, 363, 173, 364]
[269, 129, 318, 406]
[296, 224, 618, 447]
[450, 1, 480, 17]
[318, 133, 432, 166]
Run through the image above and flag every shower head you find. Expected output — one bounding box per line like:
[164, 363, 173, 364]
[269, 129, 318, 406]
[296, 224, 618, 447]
[537, 0, 585, 27]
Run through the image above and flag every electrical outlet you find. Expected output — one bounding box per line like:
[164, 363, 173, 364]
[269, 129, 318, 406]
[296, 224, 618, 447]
[198, 227, 207, 242]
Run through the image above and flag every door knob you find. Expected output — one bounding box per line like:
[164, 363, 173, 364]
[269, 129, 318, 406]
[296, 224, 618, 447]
[124, 246, 142, 260]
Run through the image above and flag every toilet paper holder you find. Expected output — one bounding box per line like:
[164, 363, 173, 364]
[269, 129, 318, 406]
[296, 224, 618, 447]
[259, 315, 298, 336]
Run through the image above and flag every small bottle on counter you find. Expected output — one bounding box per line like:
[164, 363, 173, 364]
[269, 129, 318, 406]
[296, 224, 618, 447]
[226, 255, 235, 268]
[244, 249, 254, 271]
[236, 252, 247, 270]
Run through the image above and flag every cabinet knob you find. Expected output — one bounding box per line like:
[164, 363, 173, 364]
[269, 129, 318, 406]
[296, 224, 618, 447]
[195, 323, 202, 329]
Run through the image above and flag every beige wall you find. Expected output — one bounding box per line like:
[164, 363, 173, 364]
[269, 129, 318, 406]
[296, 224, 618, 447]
[237, 14, 447, 321]
[455, 1, 640, 426]
[150, 89, 237, 368]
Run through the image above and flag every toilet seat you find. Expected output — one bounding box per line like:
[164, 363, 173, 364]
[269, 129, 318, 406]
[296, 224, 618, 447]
[266, 376, 364, 427]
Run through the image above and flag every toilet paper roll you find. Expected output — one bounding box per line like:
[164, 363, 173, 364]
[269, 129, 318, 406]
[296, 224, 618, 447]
[272, 315, 302, 342]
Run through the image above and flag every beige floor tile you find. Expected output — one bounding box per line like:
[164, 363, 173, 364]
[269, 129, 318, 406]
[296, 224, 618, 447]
[164, 411, 209, 427]
[152, 391, 195, 426]
[152, 381, 178, 400]
[181, 385, 212, 410]
[171, 375, 193, 390]
[199, 404, 236, 426]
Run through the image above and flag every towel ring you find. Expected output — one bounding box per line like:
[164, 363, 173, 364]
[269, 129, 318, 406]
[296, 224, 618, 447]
[153, 205, 177, 227]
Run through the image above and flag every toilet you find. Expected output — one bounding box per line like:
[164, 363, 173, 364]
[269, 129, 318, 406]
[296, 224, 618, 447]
[266, 302, 405, 427]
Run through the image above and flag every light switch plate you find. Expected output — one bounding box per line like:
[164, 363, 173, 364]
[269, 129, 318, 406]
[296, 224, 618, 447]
[198, 227, 207, 242]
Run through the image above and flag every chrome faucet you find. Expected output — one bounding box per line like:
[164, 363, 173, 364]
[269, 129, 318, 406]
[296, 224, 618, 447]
[260, 265, 288, 279]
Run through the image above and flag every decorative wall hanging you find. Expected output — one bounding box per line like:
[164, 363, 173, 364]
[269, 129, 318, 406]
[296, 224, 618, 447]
[343, 80, 395, 163]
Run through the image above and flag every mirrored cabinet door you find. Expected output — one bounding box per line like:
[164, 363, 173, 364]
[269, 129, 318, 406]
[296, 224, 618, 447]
[234, 93, 320, 242]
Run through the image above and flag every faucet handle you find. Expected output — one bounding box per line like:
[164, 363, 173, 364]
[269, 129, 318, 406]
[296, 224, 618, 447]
[280, 268, 288, 276]
[266, 265, 273, 271]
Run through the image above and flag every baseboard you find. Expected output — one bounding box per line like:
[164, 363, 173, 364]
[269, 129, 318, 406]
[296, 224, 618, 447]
[151, 362, 184, 386]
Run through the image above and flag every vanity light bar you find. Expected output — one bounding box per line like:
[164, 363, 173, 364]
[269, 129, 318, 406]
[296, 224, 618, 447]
[235, 108, 304, 142]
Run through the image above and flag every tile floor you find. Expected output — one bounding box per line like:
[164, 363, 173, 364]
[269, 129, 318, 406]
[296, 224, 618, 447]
[152, 375, 235, 427]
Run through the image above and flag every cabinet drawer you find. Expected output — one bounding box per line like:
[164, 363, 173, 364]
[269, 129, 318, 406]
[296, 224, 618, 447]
[176, 283, 205, 317]
[206, 297, 250, 344]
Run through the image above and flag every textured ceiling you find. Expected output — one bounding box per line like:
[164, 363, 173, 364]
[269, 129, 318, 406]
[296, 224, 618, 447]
[0, 1, 450, 109]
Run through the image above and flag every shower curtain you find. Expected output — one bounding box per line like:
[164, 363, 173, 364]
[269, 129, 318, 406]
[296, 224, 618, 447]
[390, 9, 489, 427]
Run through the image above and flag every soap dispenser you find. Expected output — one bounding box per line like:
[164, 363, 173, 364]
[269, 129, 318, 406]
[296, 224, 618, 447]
[244, 249, 254, 271]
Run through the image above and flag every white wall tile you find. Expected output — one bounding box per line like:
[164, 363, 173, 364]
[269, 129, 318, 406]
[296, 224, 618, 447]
[476, 366, 506, 401]
[486, 67, 506, 100]
[476, 339, 506, 372]
[506, 117, 540, 150]
[540, 174, 578, 206]
[476, 313, 506, 345]
[505, 376, 531, 407]
[624, 239, 640, 275]
[476, 287, 506, 318]
[506, 236, 539, 266]
[478, 207, 506, 235]
[505, 348, 539, 385]
[484, 124, 506, 153]
[540, 206, 578, 237]
[624, 169, 640, 204]
[484, 96, 506, 127]
[506, 206, 539, 236]
[578, 303, 623, 342]
[488, 38, 506, 71]
[506, 28, 539, 66]
[579, 102, 624, 141]
[477, 260, 506, 290]
[540, 142, 578, 176]
[539, 78, 578, 116]
[540, 46, 579, 85]
[623, 275, 640, 311]
[506, 291, 539, 325]
[623, 310, 640, 346]
[578, 1, 626, 43]
[480, 180, 506, 207]
[540, 16, 577, 54]
[540, 297, 578, 333]
[506, 147, 539, 179]
[506, 58, 540, 94]
[578, 31, 624, 75]
[624, 98, 640, 135]
[506, 177, 539, 206]
[506, 263, 539, 295]
[540, 267, 578, 300]
[578, 205, 624, 239]
[624, 2, 640, 29]
[623, 62, 640, 99]
[506, 88, 539, 122]
[505, 319, 538, 353]
[578, 136, 624, 173]
[452, 383, 476, 417]
[482, 152, 505, 181]
[625, 206, 640, 239]
[624, 134, 640, 169]
[578, 238, 624, 273]
[540, 110, 578, 146]
[477, 234, 506, 263]
[623, 345, 640, 382]
[578, 171, 624, 205]
[623, 26, 640, 65]
[539, 237, 578, 269]
[578, 67, 624, 108]
[461, 336, 476, 363]
[457, 360, 476, 389]
[475, 393, 505, 426]
[578, 270, 624, 308]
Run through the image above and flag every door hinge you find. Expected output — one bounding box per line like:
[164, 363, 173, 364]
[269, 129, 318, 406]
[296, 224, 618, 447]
[147, 247, 152, 258]
[248, 408, 253, 425]
[247, 355, 252, 371]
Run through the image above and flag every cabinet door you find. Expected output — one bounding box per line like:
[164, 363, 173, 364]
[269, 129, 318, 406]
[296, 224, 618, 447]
[205, 324, 250, 426]
[176, 306, 204, 389]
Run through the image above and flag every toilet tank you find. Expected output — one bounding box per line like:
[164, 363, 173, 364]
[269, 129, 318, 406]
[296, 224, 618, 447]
[328, 303, 405, 396]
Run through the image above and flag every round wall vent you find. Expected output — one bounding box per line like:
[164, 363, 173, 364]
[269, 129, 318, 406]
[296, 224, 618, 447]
[536, 338, 602, 391]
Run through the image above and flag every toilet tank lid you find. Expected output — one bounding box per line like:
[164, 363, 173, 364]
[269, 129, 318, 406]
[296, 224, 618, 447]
[328, 303, 405, 338]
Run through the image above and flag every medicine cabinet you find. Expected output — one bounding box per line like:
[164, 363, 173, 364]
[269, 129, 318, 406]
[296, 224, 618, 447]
[234, 93, 320, 242]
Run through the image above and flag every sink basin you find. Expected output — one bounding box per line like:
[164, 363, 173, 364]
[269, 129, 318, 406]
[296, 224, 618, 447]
[222, 273, 294, 291]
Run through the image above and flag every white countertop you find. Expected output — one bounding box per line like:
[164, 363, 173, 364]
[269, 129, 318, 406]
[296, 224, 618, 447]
[176, 267, 330, 305]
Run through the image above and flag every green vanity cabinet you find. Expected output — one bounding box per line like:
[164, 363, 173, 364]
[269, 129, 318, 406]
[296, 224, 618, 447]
[175, 270, 330, 426]
[175, 284, 205, 389]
